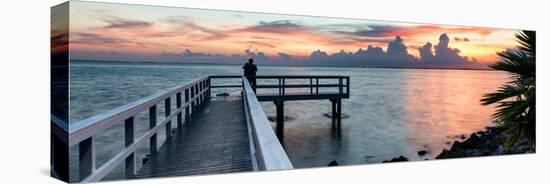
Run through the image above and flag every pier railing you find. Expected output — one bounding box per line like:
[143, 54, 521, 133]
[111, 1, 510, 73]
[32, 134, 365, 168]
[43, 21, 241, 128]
[52, 77, 210, 182]
[51, 75, 349, 182]
[242, 77, 294, 170]
[210, 75, 350, 100]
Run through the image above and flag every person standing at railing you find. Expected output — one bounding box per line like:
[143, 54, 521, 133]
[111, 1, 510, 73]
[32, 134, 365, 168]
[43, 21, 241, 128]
[242, 58, 257, 93]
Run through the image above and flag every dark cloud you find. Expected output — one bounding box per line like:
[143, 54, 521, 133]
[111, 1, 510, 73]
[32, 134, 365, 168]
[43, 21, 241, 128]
[418, 42, 434, 62]
[182, 49, 225, 57]
[72, 32, 146, 48]
[278, 52, 292, 59]
[246, 41, 276, 48]
[238, 20, 306, 34]
[338, 25, 405, 37]
[419, 33, 470, 65]
[310, 49, 328, 59]
[454, 37, 470, 42]
[98, 15, 152, 29]
[386, 36, 415, 61]
[244, 49, 268, 60]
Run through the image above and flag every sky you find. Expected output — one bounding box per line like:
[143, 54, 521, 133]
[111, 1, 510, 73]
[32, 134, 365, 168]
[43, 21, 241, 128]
[60, 1, 521, 69]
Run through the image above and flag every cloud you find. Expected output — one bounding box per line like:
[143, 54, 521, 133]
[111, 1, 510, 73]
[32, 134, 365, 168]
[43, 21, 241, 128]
[89, 12, 153, 29]
[310, 49, 329, 59]
[238, 20, 306, 34]
[71, 32, 146, 48]
[454, 37, 470, 42]
[182, 49, 225, 57]
[386, 36, 415, 60]
[419, 33, 470, 65]
[161, 16, 227, 40]
[246, 40, 276, 48]
[244, 49, 269, 60]
[278, 52, 292, 59]
[331, 24, 494, 39]
[418, 42, 434, 61]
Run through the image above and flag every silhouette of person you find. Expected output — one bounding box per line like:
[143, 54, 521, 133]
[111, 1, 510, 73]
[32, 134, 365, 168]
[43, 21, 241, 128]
[242, 58, 257, 93]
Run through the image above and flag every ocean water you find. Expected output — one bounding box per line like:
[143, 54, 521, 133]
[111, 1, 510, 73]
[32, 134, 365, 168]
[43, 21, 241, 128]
[68, 60, 507, 181]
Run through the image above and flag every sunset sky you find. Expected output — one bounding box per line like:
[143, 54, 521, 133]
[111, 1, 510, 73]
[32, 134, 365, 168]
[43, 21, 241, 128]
[58, 1, 520, 68]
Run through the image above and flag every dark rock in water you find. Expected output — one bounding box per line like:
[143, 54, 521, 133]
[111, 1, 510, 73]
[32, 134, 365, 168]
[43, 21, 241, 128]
[417, 150, 428, 156]
[382, 155, 409, 163]
[476, 131, 485, 136]
[216, 92, 230, 97]
[461, 133, 481, 149]
[267, 116, 294, 122]
[328, 160, 339, 166]
[436, 125, 533, 159]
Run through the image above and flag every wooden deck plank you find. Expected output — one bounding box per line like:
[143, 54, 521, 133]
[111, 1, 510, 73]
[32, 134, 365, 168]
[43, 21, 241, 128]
[133, 97, 252, 179]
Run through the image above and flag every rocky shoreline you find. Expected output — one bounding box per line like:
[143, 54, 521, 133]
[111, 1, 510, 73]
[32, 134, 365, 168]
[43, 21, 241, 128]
[383, 126, 534, 163]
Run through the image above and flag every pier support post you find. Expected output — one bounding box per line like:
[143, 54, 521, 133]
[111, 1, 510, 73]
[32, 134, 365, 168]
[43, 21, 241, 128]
[165, 98, 172, 138]
[330, 98, 342, 126]
[274, 100, 284, 142]
[185, 89, 190, 122]
[149, 105, 157, 155]
[176, 92, 182, 128]
[337, 98, 342, 125]
[125, 117, 135, 178]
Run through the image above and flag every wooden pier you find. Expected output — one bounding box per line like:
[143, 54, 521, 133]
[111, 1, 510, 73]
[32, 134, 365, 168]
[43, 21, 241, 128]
[134, 98, 252, 179]
[51, 75, 349, 183]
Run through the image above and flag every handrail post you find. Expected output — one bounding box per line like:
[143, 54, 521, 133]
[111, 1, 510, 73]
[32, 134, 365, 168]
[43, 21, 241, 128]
[310, 78, 313, 94]
[195, 83, 199, 107]
[79, 137, 95, 181]
[207, 78, 211, 99]
[282, 78, 285, 95]
[278, 77, 281, 95]
[149, 105, 157, 155]
[338, 77, 343, 94]
[165, 98, 172, 138]
[191, 86, 195, 118]
[185, 89, 190, 122]
[125, 117, 135, 178]
[176, 92, 182, 128]
[200, 81, 204, 104]
[316, 78, 319, 94]
[346, 77, 350, 95]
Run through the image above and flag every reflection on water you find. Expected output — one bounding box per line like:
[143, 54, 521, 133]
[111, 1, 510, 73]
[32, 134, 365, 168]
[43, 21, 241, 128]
[260, 68, 507, 167]
[69, 61, 507, 180]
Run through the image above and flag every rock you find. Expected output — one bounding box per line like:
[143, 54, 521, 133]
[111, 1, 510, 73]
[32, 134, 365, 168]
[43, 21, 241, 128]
[267, 116, 293, 122]
[460, 134, 467, 140]
[461, 133, 481, 149]
[417, 150, 428, 156]
[492, 145, 504, 155]
[436, 125, 533, 160]
[382, 155, 409, 163]
[216, 92, 230, 97]
[328, 160, 339, 166]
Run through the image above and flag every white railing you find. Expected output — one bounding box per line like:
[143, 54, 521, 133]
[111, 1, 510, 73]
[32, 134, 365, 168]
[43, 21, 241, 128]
[242, 77, 294, 170]
[51, 75, 296, 182]
[52, 77, 210, 182]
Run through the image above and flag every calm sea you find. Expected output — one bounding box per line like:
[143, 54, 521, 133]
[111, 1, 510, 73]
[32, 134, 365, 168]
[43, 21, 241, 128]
[68, 60, 507, 181]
